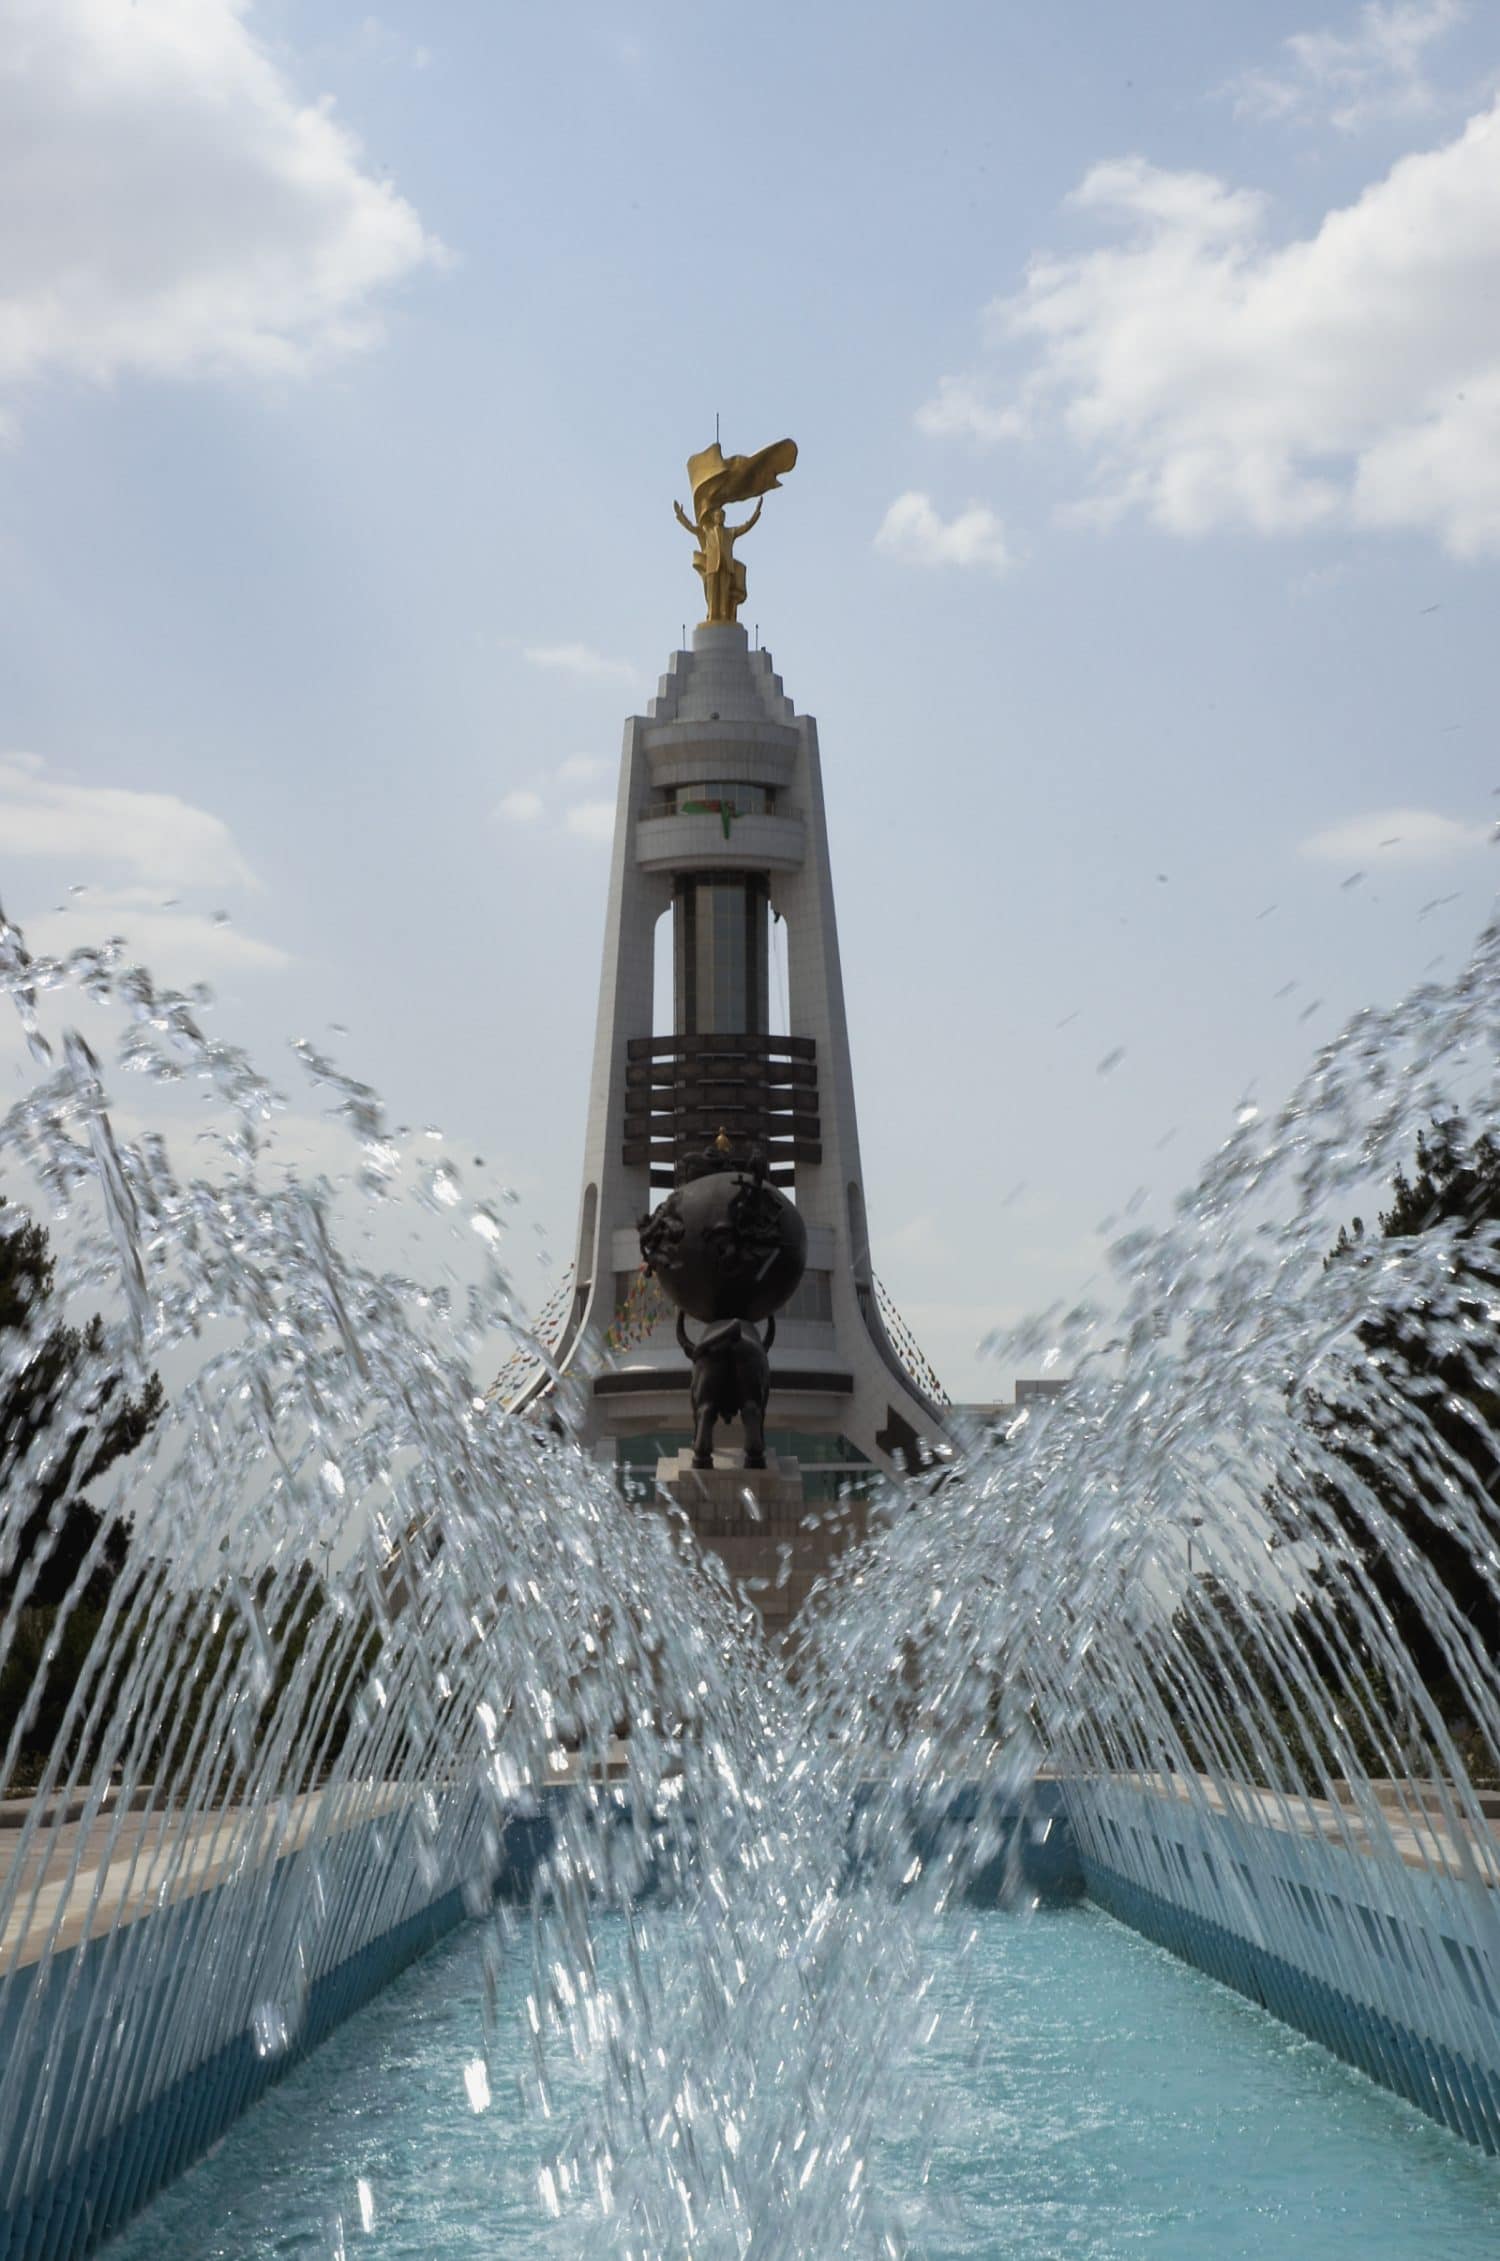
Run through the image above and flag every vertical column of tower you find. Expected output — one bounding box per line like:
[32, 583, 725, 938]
[771, 709, 950, 1472]
[549, 711, 668, 1375]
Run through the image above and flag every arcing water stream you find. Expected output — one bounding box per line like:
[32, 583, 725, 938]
[2, 901, 1500, 2258]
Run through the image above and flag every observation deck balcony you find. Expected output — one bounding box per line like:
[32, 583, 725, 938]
[635, 809, 805, 875]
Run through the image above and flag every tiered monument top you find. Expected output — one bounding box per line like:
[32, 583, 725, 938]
[647, 623, 797, 733]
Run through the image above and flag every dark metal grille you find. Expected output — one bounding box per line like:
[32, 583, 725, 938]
[622, 1032, 821, 1187]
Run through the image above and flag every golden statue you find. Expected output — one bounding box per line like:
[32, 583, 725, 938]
[675, 438, 797, 625]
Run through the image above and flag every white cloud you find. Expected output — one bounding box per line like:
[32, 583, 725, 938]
[874, 492, 1012, 572]
[914, 375, 1026, 447]
[493, 781, 618, 839]
[0, 755, 286, 980]
[1288, 560, 1354, 600]
[563, 800, 615, 843]
[1298, 806, 1491, 861]
[0, 0, 440, 424]
[1232, 1, 1467, 132]
[0, 753, 258, 888]
[922, 102, 1500, 558]
[494, 789, 544, 825]
[351, 16, 432, 72]
[524, 643, 637, 686]
[25, 891, 289, 976]
[558, 754, 609, 783]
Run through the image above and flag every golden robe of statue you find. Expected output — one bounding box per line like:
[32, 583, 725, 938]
[674, 438, 797, 625]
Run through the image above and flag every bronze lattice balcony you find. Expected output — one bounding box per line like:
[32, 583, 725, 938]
[622, 1033, 821, 1186]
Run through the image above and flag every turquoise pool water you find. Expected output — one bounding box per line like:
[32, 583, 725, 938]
[101, 1906, 1498, 2260]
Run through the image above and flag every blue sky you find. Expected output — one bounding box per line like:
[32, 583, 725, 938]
[2, 0, 1497, 1396]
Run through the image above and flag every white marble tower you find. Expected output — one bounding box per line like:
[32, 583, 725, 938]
[514, 609, 947, 1494]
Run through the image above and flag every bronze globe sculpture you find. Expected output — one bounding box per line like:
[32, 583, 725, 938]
[637, 1135, 807, 1467]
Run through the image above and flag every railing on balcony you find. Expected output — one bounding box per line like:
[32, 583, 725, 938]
[642, 789, 778, 823]
[487, 1264, 575, 1410]
[872, 1271, 950, 1409]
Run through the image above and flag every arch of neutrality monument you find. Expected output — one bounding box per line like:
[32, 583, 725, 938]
[505, 439, 950, 1622]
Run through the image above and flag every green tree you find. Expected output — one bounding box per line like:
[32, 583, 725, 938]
[1, 1193, 164, 1784]
[1305, 1117, 1500, 1731]
[1154, 1571, 1399, 1792]
[1, 1192, 163, 1611]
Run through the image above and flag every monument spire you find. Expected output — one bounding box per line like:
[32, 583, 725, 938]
[506, 439, 948, 1632]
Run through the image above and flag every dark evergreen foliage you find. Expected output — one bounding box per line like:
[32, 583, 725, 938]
[1157, 1119, 1500, 1790]
[1, 1191, 163, 1612]
[1309, 1116, 1500, 1730]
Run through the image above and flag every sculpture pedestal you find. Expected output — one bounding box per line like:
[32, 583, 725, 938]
[655, 1450, 864, 1640]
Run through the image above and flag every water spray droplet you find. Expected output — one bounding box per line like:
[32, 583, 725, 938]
[252, 2000, 290, 2059]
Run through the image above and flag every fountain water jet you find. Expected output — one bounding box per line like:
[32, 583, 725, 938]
[2, 901, 1500, 2261]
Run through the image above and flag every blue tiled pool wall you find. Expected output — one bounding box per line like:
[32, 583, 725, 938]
[1067, 1781, 1500, 2154]
[0, 1787, 500, 2261]
[7, 1775, 1499, 2260]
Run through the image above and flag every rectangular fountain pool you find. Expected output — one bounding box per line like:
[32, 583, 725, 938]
[96, 1905, 1498, 2261]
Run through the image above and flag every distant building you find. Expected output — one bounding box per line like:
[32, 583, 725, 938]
[947, 1379, 1071, 1450]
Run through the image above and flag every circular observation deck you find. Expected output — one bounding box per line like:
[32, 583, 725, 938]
[635, 808, 805, 874]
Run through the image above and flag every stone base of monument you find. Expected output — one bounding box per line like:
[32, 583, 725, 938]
[655, 1450, 868, 1640]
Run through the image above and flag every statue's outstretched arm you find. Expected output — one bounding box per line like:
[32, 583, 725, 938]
[723, 498, 764, 540]
[673, 500, 698, 536]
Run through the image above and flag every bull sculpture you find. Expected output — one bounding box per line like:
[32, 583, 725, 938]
[676, 1312, 775, 1469]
